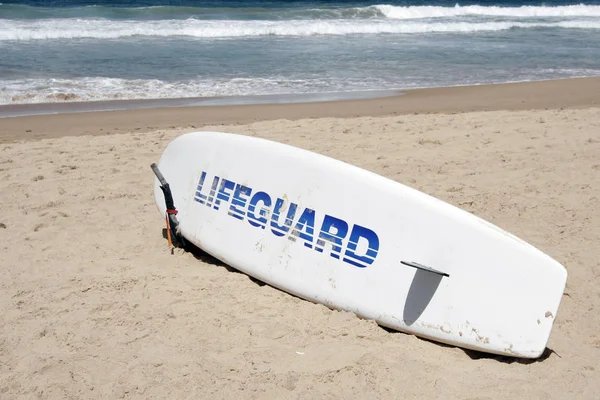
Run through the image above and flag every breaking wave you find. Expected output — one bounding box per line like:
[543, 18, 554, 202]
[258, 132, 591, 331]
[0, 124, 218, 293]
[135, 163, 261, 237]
[1, 18, 600, 41]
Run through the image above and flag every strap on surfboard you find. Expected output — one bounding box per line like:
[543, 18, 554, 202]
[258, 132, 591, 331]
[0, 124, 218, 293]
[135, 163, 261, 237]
[151, 163, 184, 249]
[401, 261, 449, 278]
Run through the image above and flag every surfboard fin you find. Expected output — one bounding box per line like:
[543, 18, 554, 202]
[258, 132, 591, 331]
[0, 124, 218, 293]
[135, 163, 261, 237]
[401, 261, 449, 278]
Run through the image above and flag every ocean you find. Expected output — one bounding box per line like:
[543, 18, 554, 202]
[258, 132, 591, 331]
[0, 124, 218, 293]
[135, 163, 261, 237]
[1, 0, 600, 106]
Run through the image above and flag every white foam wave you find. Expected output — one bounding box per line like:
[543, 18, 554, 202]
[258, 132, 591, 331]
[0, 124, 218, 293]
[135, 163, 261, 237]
[0, 77, 222, 104]
[2, 17, 600, 41]
[3, 68, 599, 105]
[0, 76, 362, 105]
[375, 4, 600, 19]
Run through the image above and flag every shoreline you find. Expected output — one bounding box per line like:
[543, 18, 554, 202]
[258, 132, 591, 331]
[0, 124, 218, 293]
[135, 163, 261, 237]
[0, 89, 404, 119]
[1, 76, 600, 143]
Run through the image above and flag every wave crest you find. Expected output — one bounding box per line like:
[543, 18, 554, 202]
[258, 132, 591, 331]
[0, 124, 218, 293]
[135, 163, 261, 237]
[375, 4, 600, 19]
[2, 18, 600, 41]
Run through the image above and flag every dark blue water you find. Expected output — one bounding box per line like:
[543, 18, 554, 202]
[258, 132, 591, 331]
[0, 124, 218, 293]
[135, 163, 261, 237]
[1, 0, 600, 104]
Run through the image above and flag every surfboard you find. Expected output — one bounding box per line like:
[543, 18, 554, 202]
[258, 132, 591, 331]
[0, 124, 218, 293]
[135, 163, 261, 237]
[152, 131, 567, 358]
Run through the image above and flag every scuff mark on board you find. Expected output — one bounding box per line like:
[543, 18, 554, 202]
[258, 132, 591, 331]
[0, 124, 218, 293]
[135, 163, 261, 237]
[471, 328, 490, 344]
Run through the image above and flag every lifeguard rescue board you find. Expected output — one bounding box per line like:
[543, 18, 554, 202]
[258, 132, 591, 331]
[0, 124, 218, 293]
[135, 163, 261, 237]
[153, 131, 567, 358]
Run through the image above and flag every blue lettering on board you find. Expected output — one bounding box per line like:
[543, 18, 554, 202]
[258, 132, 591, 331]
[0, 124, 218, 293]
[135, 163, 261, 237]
[289, 207, 316, 249]
[271, 198, 297, 237]
[247, 191, 272, 229]
[194, 171, 208, 205]
[315, 215, 349, 260]
[343, 225, 380, 268]
[229, 184, 252, 220]
[193, 171, 380, 268]
[207, 176, 220, 209]
[216, 179, 236, 211]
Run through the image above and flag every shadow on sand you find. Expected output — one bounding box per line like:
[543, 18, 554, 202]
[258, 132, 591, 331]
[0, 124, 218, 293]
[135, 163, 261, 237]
[378, 326, 558, 364]
[162, 228, 266, 287]
[161, 230, 558, 364]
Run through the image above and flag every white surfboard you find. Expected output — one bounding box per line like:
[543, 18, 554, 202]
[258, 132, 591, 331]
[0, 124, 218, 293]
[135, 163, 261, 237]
[153, 131, 567, 358]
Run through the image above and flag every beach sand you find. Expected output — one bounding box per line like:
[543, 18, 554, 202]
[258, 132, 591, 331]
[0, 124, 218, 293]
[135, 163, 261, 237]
[1, 78, 599, 398]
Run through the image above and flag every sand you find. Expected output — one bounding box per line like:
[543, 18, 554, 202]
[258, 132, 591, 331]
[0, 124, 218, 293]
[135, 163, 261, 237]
[1, 79, 599, 398]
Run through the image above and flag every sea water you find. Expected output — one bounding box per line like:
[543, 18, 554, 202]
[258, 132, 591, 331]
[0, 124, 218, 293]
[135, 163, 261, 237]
[1, 0, 599, 105]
